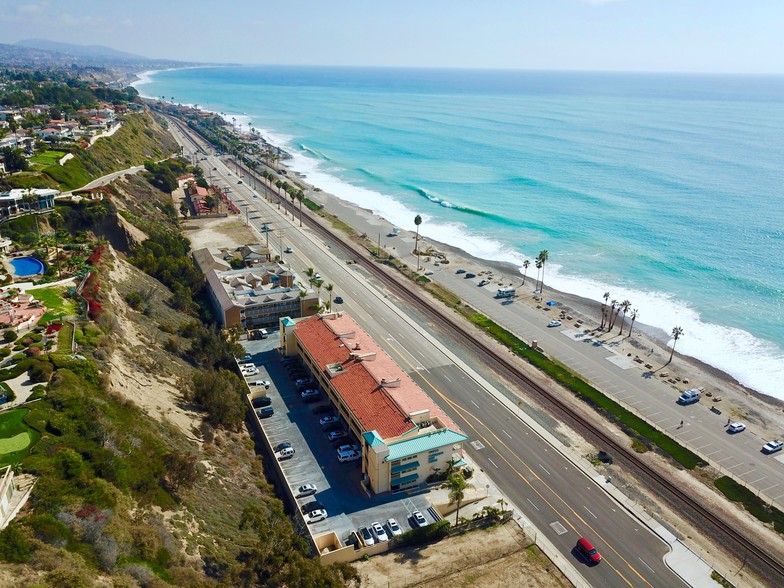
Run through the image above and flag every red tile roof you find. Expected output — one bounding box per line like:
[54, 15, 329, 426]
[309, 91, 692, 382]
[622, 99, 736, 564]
[294, 313, 461, 440]
[295, 315, 412, 438]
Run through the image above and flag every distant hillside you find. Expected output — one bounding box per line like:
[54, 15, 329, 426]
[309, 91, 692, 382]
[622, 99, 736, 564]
[16, 38, 148, 61]
[0, 40, 202, 74]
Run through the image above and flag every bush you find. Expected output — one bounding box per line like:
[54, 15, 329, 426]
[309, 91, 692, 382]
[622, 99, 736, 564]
[2, 330, 18, 343]
[29, 360, 54, 383]
[125, 291, 145, 311]
[396, 520, 451, 547]
[0, 524, 32, 563]
[0, 348, 10, 358]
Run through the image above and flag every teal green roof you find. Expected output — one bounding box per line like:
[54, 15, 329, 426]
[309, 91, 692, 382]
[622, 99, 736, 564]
[386, 430, 468, 462]
[362, 430, 385, 448]
[281, 317, 296, 327]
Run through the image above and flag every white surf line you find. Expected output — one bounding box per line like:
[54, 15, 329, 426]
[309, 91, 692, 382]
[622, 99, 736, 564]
[583, 506, 598, 519]
[527, 498, 540, 511]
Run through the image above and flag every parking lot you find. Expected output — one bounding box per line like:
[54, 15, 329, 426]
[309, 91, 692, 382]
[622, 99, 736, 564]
[241, 333, 438, 546]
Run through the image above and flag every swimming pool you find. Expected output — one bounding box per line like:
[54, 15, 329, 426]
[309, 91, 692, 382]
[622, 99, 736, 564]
[10, 256, 45, 277]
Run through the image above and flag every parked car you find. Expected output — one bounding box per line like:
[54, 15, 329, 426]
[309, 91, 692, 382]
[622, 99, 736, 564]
[465, 273, 476, 279]
[301, 389, 321, 402]
[371, 522, 388, 542]
[275, 447, 295, 461]
[273, 442, 292, 453]
[576, 537, 602, 564]
[762, 440, 784, 454]
[238, 353, 252, 362]
[727, 422, 746, 433]
[301, 501, 326, 514]
[337, 449, 361, 463]
[334, 296, 343, 304]
[295, 377, 313, 386]
[256, 406, 274, 418]
[320, 415, 340, 427]
[243, 367, 259, 376]
[387, 518, 403, 537]
[411, 510, 427, 528]
[304, 509, 327, 524]
[359, 526, 374, 546]
[547, 320, 562, 328]
[251, 380, 271, 388]
[424, 271, 434, 276]
[312, 404, 333, 415]
[478, 279, 489, 286]
[284, 246, 293, 253]
[328, 430, 348, 442]
[251, 396, 271, 408]
[455, 269, 466, 274]
[295, 484, 317, 498]
[336, 444, 359, 454]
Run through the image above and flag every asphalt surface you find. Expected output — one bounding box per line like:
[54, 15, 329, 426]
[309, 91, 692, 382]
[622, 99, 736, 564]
[170, 124, 688, 588]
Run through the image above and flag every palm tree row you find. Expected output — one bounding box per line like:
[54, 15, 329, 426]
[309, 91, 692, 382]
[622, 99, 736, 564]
[598, 292, 639, 337]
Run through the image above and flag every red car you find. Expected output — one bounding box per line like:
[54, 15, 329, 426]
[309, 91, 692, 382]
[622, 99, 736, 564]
[576, 537, 602, 564]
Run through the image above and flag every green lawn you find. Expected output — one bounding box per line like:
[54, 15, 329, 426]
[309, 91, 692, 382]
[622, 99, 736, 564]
[31, 286, 77, 323]
[30, 150, 68, 166]
[0, 408, 39, 466]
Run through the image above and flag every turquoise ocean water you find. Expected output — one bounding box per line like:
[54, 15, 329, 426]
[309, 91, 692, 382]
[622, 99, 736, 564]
[135, 67, 784, 399]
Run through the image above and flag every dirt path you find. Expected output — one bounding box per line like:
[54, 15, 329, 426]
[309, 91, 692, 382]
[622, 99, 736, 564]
[354, 523, 570, 588]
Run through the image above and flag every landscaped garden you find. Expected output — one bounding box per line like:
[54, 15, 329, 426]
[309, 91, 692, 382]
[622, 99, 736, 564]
[0, 408, 39, 467]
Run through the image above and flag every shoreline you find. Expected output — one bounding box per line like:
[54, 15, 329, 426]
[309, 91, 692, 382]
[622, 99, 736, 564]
[134, 70, 784, 429]
[273, 161, 784, 436]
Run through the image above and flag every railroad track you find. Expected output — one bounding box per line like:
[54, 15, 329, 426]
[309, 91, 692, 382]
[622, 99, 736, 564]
[169, 114, 784, 584]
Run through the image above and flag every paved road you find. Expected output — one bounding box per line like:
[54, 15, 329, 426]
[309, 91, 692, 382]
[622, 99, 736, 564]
[170, 123, 690, 587]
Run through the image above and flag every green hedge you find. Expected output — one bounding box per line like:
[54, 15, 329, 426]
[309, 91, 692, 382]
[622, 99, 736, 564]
[715, 476, 784, 534]
[467, 313, 706, 470]
[396, 520, 451, 547]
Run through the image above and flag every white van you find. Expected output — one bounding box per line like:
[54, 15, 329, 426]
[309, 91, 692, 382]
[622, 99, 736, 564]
[677, 389, 701, 405]
[337, 449, 361, 463]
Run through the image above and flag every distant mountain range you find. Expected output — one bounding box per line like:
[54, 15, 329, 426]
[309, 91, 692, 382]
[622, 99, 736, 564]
[0, 39, 204, 71]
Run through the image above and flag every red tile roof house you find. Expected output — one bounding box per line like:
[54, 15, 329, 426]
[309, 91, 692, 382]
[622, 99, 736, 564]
[281, 311, 468, 494]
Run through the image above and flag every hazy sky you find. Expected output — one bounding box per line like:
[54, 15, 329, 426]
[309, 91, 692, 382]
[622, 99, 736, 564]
[1, 0, 783, 74]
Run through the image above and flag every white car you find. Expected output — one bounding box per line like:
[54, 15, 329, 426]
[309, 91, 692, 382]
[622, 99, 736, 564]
[762, 440, 783, 454]
[275, 447, 295, 460]
[547, 320, 562, 328]
[295, 484, 317, 498]
[337, 449, 361, 463]
[243, 367, 260, 376]
[336, 444, 359, 454]
[359, 526, 374, 546]
[251, 380, 270, 388]
[371, 521, 389, 542]
[319, 415, 340, 427]
[727, 422, 746, 434]
[387, 518, 403, 537]
[412, 510, 427, 528]
[304, 509, 328, 524]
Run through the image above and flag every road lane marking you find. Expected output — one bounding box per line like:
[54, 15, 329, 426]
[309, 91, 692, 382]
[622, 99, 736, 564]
[539, 464, 551, 476]
[471, 400, 480, 408]
[527, 498, 540, 511]
[638, 558, 656, 574]
[502, 429, 512, 439]
[584, 506, 598, 519]
[487, 458, 499, 469]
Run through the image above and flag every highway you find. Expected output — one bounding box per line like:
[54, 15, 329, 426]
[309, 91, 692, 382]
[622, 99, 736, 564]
[167, 122, 688, 587]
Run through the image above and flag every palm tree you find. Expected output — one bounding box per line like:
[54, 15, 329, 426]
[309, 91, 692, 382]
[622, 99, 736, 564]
[305, 267, 315, 279]
[275, 180, 283, 209]
[535, 260, 543, 293]
[22, 190, 41, 241]
[521, 259, 530, 286]
[443, 472, 474, 525]
[325, 283, 334, 308]
[296, 190, 305, 227]
[628, 308, 639, 337]
[537, 250, 549, 294]
[600, 291, 610, 329]
[618, 300, 631, 335]
[668, 326, 684, 365]
[607, 299, 618, 331]
[288, 189, 296, 219]
[414, 214, 423, 271]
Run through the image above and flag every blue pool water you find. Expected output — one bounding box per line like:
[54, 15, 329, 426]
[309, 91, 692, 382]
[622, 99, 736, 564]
[11, 256, 45, 277]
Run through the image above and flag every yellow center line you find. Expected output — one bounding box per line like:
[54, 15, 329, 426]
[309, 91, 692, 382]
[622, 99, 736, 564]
[382, 339, 653, 588]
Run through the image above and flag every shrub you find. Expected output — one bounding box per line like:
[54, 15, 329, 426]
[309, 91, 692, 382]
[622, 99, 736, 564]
[29, 360, 54, 383]
[396, 520, 451, 547]
[125, 291, 145, 311]
[0, 348, 10, 358]
[2, 330, 18, 343]
[0, 524, 32, 563]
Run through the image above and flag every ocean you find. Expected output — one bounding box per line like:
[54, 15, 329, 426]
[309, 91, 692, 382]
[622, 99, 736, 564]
[134, 66, 784, 400]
